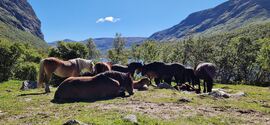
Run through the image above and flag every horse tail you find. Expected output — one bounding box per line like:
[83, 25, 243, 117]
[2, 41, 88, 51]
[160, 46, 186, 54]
[38, 59, 45, 88]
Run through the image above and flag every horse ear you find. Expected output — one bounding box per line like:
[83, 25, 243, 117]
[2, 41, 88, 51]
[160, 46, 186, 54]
[106, 62, 113, 67]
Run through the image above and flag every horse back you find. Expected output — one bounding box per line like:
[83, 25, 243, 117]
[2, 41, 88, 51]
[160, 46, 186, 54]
[54, 74, 121, 101]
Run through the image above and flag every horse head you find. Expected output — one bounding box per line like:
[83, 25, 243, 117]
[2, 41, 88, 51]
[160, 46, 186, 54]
[123, 73, 134, 95]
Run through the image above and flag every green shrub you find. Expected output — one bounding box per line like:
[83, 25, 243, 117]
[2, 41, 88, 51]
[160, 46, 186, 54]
[0, 40, 21, 82]
[14, 62, 38, 81]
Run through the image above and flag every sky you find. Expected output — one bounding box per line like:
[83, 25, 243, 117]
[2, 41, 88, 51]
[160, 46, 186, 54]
[28, 0, 227, 42]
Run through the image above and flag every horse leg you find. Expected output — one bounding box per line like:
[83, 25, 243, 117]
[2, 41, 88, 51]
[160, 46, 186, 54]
[154, 78, 160, 85]
[164, 77, 172, 86]
[207, 79, 213, 93]
[203, 80, 207, 93]
[44, 73, 52, 93]
[198, 81, 201, 93]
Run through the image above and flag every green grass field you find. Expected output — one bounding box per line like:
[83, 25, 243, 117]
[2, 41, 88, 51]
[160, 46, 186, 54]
[0, 80, 269, 125]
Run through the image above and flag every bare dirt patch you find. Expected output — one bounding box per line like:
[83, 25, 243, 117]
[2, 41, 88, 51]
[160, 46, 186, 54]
[89, 100, 270, 124]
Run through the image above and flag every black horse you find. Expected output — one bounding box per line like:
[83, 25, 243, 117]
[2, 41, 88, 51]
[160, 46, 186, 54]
[141, 62, 185, 86]
[184, 67, 197, 87]
[194, 62, 216, 93]
[111, 62, 143, 78]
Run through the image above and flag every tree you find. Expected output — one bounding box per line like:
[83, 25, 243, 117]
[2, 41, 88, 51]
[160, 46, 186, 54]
[86, 38, 100, 59]
[49, 41, 88, 60]
[107, 33, 128, 64]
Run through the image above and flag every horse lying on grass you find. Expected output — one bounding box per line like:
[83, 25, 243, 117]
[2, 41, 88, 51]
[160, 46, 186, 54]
[38, 57, 94, 93]
[133, 77, 151, 91]
[52, 71, 134, 103]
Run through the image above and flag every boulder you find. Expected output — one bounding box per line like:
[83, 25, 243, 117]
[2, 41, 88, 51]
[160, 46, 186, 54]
[63, 120, 88, 125]
[20, 81, 37, 90]
[123, 114, 138, 124]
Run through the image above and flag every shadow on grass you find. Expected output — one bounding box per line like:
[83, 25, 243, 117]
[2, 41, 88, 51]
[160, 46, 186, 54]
[51, 95, 132, 104]
[18, 92, 48, 96]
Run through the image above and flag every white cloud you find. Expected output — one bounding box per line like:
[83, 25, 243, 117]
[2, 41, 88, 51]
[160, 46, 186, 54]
[96, 16, 120, 23]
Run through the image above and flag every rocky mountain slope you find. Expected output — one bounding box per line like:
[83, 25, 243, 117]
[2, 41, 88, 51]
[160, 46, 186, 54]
[0, 0, 46, 48]
[149, 0, 270, 41]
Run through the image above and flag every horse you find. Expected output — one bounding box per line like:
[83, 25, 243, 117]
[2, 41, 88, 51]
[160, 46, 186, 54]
[184, 67, 197, 87]
[133, 77, 151, 91]
[141, 62, 185, 86]
[38, 57, 94, 93]
[53, 71, 134, 103]
[81, 62, 112, 76]
[111, 62, 143, 78]
[194, 62, 216, 93]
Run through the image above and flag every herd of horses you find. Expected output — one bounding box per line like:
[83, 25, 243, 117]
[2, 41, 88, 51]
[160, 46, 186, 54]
[38, 57, 216, 102]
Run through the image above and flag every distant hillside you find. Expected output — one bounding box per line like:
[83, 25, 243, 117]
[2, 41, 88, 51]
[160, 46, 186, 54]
[0, 0, 47, 48]
[49, 37, 146, 53]
[149, 0, 270, 41]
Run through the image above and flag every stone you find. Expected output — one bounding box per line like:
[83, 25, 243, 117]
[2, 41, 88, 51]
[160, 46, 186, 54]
[123, 114, 138, 124]
[157, 83, 174, 89]
[20, 81, 37, 90]
[63, 120, 87, 125]
[178, 97, 192, 103]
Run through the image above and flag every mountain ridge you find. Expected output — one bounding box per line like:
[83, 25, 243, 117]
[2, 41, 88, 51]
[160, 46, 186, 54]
[149, 0, 270, 41]
[48, 37, 147, 53]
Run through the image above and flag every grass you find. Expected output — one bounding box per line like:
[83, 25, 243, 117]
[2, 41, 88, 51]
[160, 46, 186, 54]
[0, 22, 48, 49]
[0, 80, 269, 125]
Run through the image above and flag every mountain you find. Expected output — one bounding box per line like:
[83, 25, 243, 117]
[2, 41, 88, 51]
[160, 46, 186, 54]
[49, 37, 147, 53]
[0, 0, 46, 48]
[149, 0, 270, 41]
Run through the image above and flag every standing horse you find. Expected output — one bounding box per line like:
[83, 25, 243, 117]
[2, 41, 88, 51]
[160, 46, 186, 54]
[53, 71, 134, 103]
[111, 62, 143, 78]
[141, 62, 185, 86]
[194, 63, 216, 93]
[184, 67, 197, 87]
[38, 57, 94, 93]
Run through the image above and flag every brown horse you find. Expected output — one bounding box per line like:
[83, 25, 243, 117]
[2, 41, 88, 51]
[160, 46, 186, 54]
[53, 71, 134, 103]
[81, 62, 112, 76]
[111, 62, 143, 78]
[194, 62, 216, 93]
[133, 77, 151, 91]
[38, 57, 94, 93]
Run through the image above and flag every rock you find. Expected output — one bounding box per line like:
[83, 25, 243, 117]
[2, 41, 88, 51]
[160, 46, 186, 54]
[20, 81, 37, 90]
[230, 92, 246, 97]
[123, 114, 138, 124]
[178, 97, 192, 103]
[0, 0, 44, 39]
[157, 83, 174, 89]
[63, 120, 87, 125]
[209, 90, 230, 98]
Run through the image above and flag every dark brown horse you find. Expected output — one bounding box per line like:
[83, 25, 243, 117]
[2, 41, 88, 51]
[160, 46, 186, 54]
[81, 62, 112, 76]
[133, 77, 151, 91]
[111, 62, 143, 78]
[194, 63, 216, 93]
[53, 71, 134, 103]
[184, 67, 197, 87]
[141, 62, 185, 86]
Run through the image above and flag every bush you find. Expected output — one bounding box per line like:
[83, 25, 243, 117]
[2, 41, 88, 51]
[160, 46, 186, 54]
[14, 62, 38, 81]
[0, 40, 21, 82]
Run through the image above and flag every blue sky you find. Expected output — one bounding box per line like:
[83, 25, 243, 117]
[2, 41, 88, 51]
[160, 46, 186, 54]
[28, 0, 227, 42]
